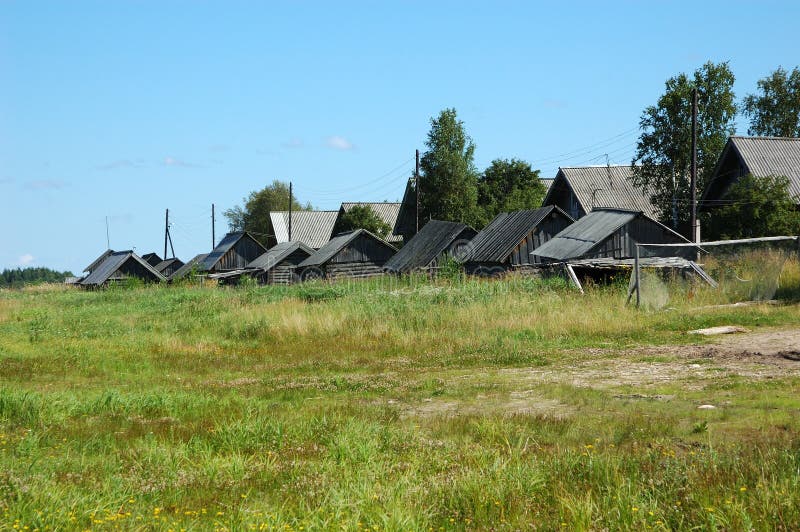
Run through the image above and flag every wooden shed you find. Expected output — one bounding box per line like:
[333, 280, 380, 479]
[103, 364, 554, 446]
[168, 253, 208, 281]
[208, 241, 315, 285]
[200, 232, 267, 273]
[141, 252, 163, 267]
[80, 251, 165, 288]
[461, 206, 574, 275]
[384, 220, 476, 274]
[532, 208, 692, 263]
[297, 229, 397, 281]
[154, 257, 184, 277]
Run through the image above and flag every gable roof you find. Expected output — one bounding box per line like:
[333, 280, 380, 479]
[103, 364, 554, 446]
[299, 229, 397, 267]
[200, 231, 266, 271]
[540, 177, 555, 195]
[704, 136, 800, 202]
[384, 220, 476, 273]
[84, 249, 114, 273]
[80, 251, 165, 286]
[544, 165, 658, 219]
[169, 253, 208, 280]
[270, 210, 338, 249]
[339, 202, 403, 243]
[154, 257, 183, 273]
[141, 252, 163, 267]
[247, 241, 315, 270]
[463, 206, 574, 263]
[532, 208, 688, 262]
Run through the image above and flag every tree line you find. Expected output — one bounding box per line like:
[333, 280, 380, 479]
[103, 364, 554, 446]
[1, 267, 75, 288]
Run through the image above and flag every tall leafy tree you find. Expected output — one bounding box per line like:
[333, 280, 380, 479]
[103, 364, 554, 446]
[333, 205, 392, 238]
[419, 108, 479, 225]
[224, 180, 312, 246]
[702, 174, 800, 239]
[742, 66, 800, 138]
[631, 62, 737, 231]
[477, 158, 546, 225]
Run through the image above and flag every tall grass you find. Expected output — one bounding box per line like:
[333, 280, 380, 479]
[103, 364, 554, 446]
[0, 275, 799, 530]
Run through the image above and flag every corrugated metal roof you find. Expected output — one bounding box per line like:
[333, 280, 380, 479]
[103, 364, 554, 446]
[532, 209, 638, 261]
[169, 253, 208, 279]
[80, 251, 165, 286]
[247, 241, 315, 270]
[141, 253, 163, 267]
[84, 249, 113, 273]
[540, 178, 555, 195]
[270, 210, 338, 249]
[299, 229, 396, 267]
[464, 206, 572, 263]
[730, 136, 800, 198]
[384, 220, 476, 273]
[339, 202, 404, 243]
[546, 166, 658, 219]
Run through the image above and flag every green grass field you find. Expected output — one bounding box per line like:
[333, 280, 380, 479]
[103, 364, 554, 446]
[1, 273, 800, 531]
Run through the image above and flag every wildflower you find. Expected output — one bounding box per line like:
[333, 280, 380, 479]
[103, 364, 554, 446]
[632, 507, 639, 512]
[740, 486, 747, 492]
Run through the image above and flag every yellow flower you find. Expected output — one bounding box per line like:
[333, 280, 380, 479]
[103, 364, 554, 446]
[740, 486, 747, 492]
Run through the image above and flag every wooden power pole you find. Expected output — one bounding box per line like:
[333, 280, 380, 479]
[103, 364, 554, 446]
[690, 87, 699, 243]
[164, 208, 169, 259]
[415, 149, 420, 234]
[288, 181, 293, 241]
[211, 203, 216, 248]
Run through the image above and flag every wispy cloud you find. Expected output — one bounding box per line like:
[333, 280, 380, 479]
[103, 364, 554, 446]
[95, 159, 146, 171]
[17, 254, 34, 266]
[282, 138, 305, 149]
[325, 135, 355, 151]
[543, 98, 568, 109]
[163, 156, 203, 168]
[25, 179, 68, 190]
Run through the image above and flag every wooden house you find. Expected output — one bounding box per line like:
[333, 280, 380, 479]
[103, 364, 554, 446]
[461, 206, 574, 275]
[701, 136, 800, 210]
[200, 232, 267, 273]
[384, 220, 476, 274]
[141, 252, 163, 267]
[168, 253, 208, 281]
[297, 229, 397, 280]
[532, 208, 691, 263]
[542, 165, 658, 220]
[80, 251, 165, 287]
[208, 241, 315, 285]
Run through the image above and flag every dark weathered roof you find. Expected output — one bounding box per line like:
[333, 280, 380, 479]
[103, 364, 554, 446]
[200, 232, 266, 271]
[141, 252, 163, 267]
[247, 241, 315, 270]
[84, 249, 114, 273]
[154, 257, 183, 273]
[298, 229, 397, 267]
[384, 220, 476, 273]
[169, 253, 208, 279]
[706, 136, 800, 201]
[270, 210, 338, 249]
[532, 208, 688, 261]
[545, 166, 658, 219]
[339, 202, 403, 243]
[464, 206, 573, 263]
[80, 251, 165, 286]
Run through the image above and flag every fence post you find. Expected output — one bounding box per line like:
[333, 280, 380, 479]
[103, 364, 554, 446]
[634, 244, 641, 308]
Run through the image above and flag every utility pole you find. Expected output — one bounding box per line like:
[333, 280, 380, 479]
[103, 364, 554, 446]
[105, 216, 110, 249]
[690, 87, 699, 243]
[288, 181, 293, 241]
[164, 209, 169, 259]
[415, 149, 420, 234]
[211, 203, 216, 248]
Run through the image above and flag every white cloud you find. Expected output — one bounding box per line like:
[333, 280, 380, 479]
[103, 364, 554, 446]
[25, 179, 68, 190]
[325, 135, 355, 151]
[163, 156, 202, 168]
[18, 254, 34, 266]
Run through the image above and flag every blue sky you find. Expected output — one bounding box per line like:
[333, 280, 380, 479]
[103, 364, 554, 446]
[2, 1, 799, 273]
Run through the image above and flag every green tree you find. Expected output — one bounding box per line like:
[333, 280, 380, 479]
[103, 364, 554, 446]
[703, 174, 800, 239]
[743, 66, 800, 138]
[333, 205, 392, 238]
[631, 61, 737, 231]
[0, 267, 75, 288]
[477, 158, 546, 225]
[223, 180, 312, 246]
[419, 108, 479, 225]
